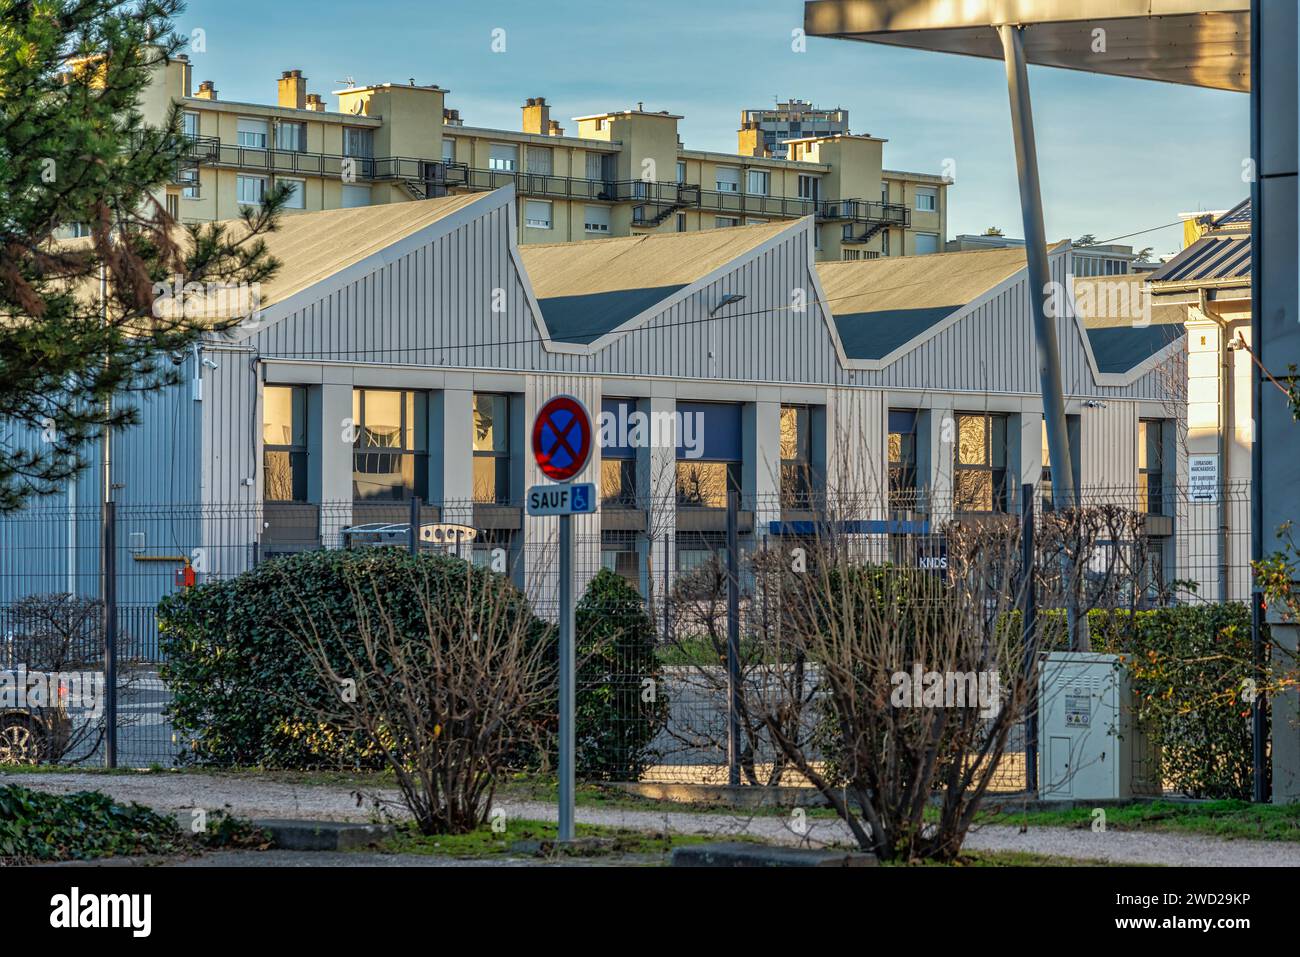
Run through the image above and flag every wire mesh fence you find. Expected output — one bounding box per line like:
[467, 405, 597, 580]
[0, 480, 1257, 794]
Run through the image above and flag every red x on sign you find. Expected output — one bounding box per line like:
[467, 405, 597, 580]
[531, 395, 593, 482]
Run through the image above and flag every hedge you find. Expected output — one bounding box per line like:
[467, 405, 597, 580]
[158, 548, 551, 768]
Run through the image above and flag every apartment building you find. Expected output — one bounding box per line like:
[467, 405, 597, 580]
[738, 98, 849, 159]
[144, 56, 948, 262]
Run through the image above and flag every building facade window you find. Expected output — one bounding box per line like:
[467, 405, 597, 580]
[275, 120, 306, 152]
[746, 169, 770, 195]
[352, 389, 428, 502]
[236, 117, 268, 149]
[473, 393, 512, 504]
[780, 404, 813, 508]
[343, 127, 374, 159]
[525, 145, 553, 175]
[441, 138, 456, 163]
[1138, 419, 1165, 514]
[888, 409, 919, 510]
[715, 216, 739, 228]
[915, 188, 937, 212]
[280, 177, 306, 209]
[178, 167, 199, 199]
[676, 212, 686, 233]
[954, 412, 1008, 513]
[489, 143, 518, 171]
[676, 160, 687, 183]
[584, 205, 611, 233]
[524, 200, 552, 229]
[341, 184, 370, 208]
[715, 167, 740, 193]
[676, 402, 742, 509]
[798, 174, 819, 202]
[263, 386, 308, 502]
[181, 111, 199, 138]
[236, 174, 267, 206]
[914, 232, 941, 255]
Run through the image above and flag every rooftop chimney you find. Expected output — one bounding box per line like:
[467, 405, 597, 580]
[443, 108, 462, 126]
[546, 119, 564, 137]
[194, 80, 217, 100]
[278, 69, 307, 110]
[305, 93, 325, 112]
[522, 96, 550, 135]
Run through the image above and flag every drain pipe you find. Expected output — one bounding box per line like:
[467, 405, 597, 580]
[1200, 289, 1233, 603]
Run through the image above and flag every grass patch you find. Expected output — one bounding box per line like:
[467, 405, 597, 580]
[0, 784, 269, 863]
[975, 799, 1300, 842]
[378, 817, 764, 861]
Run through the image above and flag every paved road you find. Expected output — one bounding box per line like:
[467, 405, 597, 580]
[5, 770, 1298, 866]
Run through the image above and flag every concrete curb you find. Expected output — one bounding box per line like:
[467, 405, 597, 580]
[671, 842, 875, 867]
[252, 819, 395, 851]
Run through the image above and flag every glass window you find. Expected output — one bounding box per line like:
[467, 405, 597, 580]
[584, 205, 611, 233]
[676, 161, 686, 184]
[236, 117, 268, 149]
[1138, 419, 1164, 514]
[676, 461, 740, 509]
[715, 216, 739, 228]
[888, 409, 918, 509]
[343, 127, 374, 159]
[263, 386, 307, 502]
[236, 175, 266, 206]
[524, 200, 552, 229]
[914, 232, 941, 255]
[954, 413, 1008, 513]
[715, 167, 740, 192]
[746, 169, 770, 195]
[489, 143, 517, 171]
[525, 146, 553, 175]
[441, 138, 455, 163]
[281, 178, 305, 209]
[780, 405, 813, 508]
[915, 188, 937, 211]
[352, 389, 427, 502]
[601, 459, 637, 507]
[341, 184, 370, 208]
[178, 167, 199, 199]
[275, 120, 306, 152]
[181, 111, 199, 138]
[473, 393, 511, 505]
[798, 174, 819, 201]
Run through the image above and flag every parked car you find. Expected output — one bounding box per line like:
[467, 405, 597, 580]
[0, 670, 73, 764]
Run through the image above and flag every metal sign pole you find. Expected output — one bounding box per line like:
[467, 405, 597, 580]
[557, 510, 575, 841]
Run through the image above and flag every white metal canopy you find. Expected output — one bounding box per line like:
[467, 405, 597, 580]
[803, 0, 1251, 92]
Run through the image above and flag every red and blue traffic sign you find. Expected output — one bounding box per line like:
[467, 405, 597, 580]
[531, 394, 593, 482]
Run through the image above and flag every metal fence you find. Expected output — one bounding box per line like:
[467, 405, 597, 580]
[0, 480, 1257, 793]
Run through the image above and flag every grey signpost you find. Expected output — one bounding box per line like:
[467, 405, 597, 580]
[526, 395, 596, 841]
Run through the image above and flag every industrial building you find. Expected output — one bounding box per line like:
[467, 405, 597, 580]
[5, 189, 1193, 619]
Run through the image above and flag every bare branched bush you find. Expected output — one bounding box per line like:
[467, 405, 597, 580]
[749, 517, 1032, 861]
[283, 554, 553, 834]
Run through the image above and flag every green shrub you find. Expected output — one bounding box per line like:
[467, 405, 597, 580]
[0, 784, 266, 862]
[1012, 603, 1262, 800]
[574, 568, 669, 781]
[158, 548, 551, 769]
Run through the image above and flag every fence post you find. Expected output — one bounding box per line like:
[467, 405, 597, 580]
[1252, 589, 1269, 802]
[408, 495, 421, 556]
[726, 487, 741, 788]
[1021, 483, 1037, 795]
[103, 499, 118, 770]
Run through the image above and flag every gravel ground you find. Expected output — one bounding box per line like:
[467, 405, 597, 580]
[4, 770, 1298, 867]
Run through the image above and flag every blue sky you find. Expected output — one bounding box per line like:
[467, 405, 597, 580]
[176, 0, 1249, 257]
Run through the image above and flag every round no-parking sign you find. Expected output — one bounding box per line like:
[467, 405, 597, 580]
[531, 395, 593, 482]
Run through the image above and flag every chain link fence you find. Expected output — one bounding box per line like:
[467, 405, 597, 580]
[0, 481, 1256, 794]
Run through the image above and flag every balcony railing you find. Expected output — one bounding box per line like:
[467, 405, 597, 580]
[180, 136, 916, 228]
